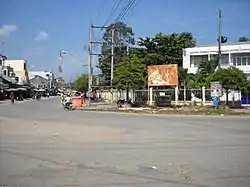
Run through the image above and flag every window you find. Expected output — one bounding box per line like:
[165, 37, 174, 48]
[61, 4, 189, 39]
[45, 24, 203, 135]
[233, 58, 237, 66]
[242, 57, 247, 65]
[237, 58, 241, 66]
[190, 55, 208, 67]
[231, 52, 250, 66]
[3, 70, 7, 76]
[23, 63, 27, 71]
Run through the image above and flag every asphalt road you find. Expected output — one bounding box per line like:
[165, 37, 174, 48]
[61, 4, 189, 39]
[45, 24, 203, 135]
[0, 97, 250, 187]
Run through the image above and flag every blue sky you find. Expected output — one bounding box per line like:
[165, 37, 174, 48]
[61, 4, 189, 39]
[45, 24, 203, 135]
[1, 0, 250, 81]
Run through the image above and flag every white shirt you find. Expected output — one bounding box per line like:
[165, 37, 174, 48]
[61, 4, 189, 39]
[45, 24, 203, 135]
[65, 96, 71, 103]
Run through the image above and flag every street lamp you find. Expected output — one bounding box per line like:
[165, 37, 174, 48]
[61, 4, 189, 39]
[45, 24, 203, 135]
[61, 50, 91, 91]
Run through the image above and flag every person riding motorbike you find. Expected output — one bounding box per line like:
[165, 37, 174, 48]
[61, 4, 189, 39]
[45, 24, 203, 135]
[64, 94, 72, 109]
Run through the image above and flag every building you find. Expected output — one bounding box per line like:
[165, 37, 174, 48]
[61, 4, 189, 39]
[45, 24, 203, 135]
[4, 60, 30, 85]
[29, 75, 49, 89]
[29, 71, 57, 89]
[183, 42, 250, 79]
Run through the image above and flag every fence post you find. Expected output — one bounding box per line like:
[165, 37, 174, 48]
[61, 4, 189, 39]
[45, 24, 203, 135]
[149, 87, 153, 106]
[175, 86, 178, 106]
[202, 86, 205, 106]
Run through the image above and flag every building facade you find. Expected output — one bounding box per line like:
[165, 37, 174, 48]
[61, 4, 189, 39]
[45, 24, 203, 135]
[29, 75, 49, 89]
[183, 42, 250, 79]
[4, 60, 30, 85]
[29, 71, 57, 89]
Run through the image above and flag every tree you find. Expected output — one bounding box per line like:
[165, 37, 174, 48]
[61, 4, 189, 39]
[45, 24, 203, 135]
[71, 74, 97, 91]
[178, 67, 194, 88]
[238, 36, 250, 42]
[212, 67, 248, 104]
[218, 36, 228, 43]
[98, 22, 135, 86]
[198, 60, 218, 76]
[137, 32, 196, 66]
[113, 54, 146, 99]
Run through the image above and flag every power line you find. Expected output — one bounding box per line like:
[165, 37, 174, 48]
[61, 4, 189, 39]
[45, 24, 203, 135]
[102, 0, 124, 29]
[96, 0, 109, 19]
[124, 0, 140, 24]
[115, 0, 136, 22]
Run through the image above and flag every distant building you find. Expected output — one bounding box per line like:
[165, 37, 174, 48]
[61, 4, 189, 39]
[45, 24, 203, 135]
[29, 75, 49, 89]
[29, 71, 56, 89]
[183, 42, 250, 79]
[4, 60, 30, 85]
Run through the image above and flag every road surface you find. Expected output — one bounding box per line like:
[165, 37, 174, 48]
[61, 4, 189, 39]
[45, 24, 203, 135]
[0, 97, 250, 187]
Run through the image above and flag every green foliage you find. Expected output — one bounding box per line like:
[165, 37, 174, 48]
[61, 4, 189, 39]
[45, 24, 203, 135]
[238, 36, 250, 42]
[178, 67, 195, 88]
[197, 60, 218, 76]
[137, 32, 195, 66]
[212, 67, 248, 91]
[113, 54, 146, 90]
[98, 22, 135, 85]
[218, 36, 228, 43]
[71, 74, 97, 91]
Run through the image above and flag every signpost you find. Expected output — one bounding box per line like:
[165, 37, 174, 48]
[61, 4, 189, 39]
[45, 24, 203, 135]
[211, 81, 222, 108]
[210, 81, 222, 97]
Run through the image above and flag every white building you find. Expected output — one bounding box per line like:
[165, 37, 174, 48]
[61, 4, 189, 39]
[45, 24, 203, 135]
[183, 42, 250, 79]
[4, 60, 30, 85]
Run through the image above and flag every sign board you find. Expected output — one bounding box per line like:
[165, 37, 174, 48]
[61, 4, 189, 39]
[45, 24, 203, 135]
[210, 81, 222, 97]
[148, 64, 178, 87]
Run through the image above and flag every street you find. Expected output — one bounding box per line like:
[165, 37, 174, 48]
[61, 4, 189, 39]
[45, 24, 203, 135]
[0, 97, 250, 187]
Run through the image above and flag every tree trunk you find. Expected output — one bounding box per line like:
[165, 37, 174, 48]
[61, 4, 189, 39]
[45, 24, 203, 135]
[226, 90, 229, 105]
[126, 89, 129, 101]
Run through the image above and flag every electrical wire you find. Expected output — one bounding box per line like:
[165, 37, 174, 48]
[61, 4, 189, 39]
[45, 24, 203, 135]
[115, 0, 136, 22]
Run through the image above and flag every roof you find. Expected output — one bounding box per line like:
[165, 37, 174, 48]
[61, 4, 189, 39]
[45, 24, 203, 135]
[0, 74, 17, 84]
[29, 71, 53, 80]
[194, 41, 250, 48]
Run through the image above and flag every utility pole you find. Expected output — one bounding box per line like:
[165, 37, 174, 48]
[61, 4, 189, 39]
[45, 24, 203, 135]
[88, 24, 93, 92]
[218, 8, 222, 70]
[110, 28, 115, 103]
[88, 25, 109, 90]
[111, 28, 115, 87]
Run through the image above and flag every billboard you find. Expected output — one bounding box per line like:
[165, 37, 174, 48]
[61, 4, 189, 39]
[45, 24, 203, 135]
[148, 64, 178, 86]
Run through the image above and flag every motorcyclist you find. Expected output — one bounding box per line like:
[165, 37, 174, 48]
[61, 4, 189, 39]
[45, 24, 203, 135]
[64, 94, 72, 107]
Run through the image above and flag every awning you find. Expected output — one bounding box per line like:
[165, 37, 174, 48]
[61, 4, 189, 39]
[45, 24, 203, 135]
[18, 88, 27, 91]
[6, 88, 19, 92]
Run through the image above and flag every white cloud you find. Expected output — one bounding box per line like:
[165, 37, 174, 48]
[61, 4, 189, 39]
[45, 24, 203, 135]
[0, 24, 18, 37]
[34, 31, 49, 42]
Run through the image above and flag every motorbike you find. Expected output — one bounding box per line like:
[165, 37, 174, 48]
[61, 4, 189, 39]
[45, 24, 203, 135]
[36, 94, 41, 100]
[64, 102, 73, 111]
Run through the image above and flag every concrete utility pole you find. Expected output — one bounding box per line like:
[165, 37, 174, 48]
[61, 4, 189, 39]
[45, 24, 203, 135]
[111, 28, 115, 87]
[88, 24, 93, 92]
[218, 8, 222, 69]
[88, 25, 109, 91]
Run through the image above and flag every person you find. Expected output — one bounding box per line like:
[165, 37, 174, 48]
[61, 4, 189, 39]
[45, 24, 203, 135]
[10, 92, 15, 104]
[60, 93, 65, 104]
[64, 94, 71, 106]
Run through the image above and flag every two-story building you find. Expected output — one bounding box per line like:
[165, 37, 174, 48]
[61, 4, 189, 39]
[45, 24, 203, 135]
[4, 60, 30, 85]
[182, 42, 250, 80]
